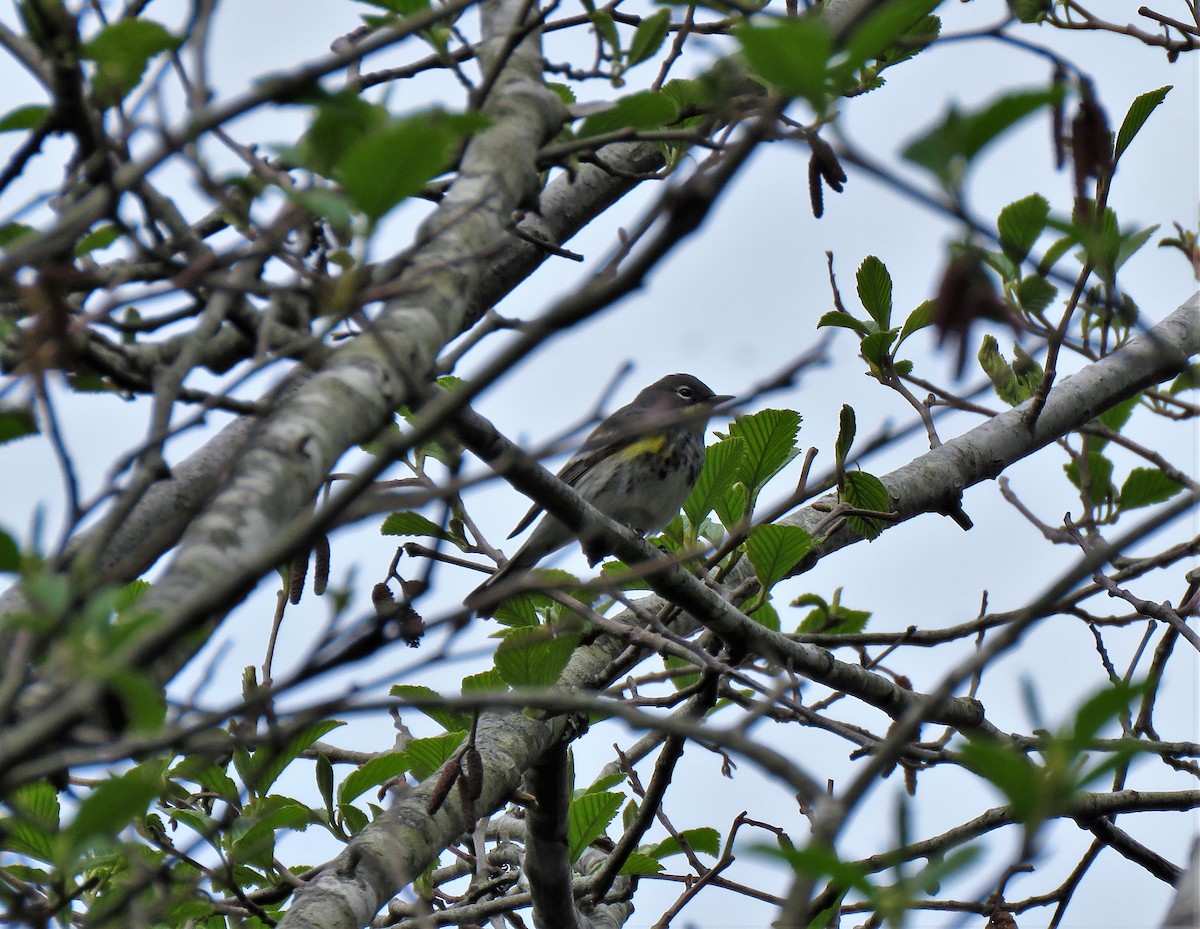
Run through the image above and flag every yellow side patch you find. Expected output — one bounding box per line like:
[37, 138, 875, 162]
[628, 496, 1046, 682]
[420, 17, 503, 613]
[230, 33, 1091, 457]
[610, 434, 667, 461]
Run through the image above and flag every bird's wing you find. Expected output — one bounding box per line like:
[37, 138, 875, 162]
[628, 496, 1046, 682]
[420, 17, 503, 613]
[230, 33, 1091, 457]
[505, 417, 646, 539]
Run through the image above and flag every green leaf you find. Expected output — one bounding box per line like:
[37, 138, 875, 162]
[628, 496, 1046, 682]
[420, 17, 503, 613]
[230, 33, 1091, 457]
[5, 781, 60, 863]
[381, 511, 448, 540]
[0, 104, 48, 132]
[589, 11, 621, 56]
[568, 791, 623, 861]
[859, 329, 898, 368]
[855, 256, 892, 328]
[902, 89, 1060, 187]
[239, 720, 344, 795]
[753, 841, 876, 896]
[578, 91, 679, 137]
[0, 406, 38, 445]
[75, 224, 120, 257]
[108, 670, 167, 731]
[493, 626, 579, 688]
[628, 10, 670, 67]
[66, 762, 163, 854]
[1095, 395, 1139, 435]
[389, 684, 471, 732]
[406, 732, 466, 781]
[835, 404, 855, 467]
[735, 18, 831, 111]
[684, 436, 746, 526]
[843, 471, 890, 540]
[746, 524, 814, 592]
[816, 310, 871, 336]
[998, 194, 1050, 266]
[841, 0, 940, 74]
[897, 300, 934, 345]
[1063, 451, 1114, 503]
[0, 222, 36, 249]
[751, 599, 781, 631]
[648, 826, 721, 859]
[339, 802, 369, 834]
[978, 335, 1037, 406]
[291, 90, 389, 176]
[726, 409, 802, 504]
[1017, 275, 1057, 313]
[0, 527, 20, 572]
[619, 851, 666, 875]
[1113, 86, 1171, 162]
[958, 736, 1043, 822]
[338, 111, 486, 221]
[461, 668, 508, 693]
[1115, 223, 1159, 273]
[1169, 363, 1200, 395]
[82, 19, 181, 104]
[316, 754, 335, 815]
[338, 752, 411, 804]
[1119, 468, 1182, 510]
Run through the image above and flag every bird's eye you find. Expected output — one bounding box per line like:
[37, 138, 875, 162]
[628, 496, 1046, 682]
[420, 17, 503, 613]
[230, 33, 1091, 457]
[677, 385, 694, 400]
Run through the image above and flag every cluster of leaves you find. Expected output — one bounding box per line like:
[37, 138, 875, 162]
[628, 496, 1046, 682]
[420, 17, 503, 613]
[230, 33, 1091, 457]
[735, 0, 943, 114]
[279, 89, 488, 234]
[756, 679, 1151, 928]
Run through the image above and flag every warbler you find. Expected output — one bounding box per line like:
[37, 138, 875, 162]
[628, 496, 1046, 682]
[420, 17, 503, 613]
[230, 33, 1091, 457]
[466, 373, 733, 614]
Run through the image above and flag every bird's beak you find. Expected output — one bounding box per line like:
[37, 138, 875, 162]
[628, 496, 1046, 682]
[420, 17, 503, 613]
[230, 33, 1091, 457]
[709, 394, 736, 410]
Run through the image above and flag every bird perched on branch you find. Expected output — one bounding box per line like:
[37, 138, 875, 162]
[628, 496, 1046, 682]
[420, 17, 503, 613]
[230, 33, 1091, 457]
[466, 373, 733, 615]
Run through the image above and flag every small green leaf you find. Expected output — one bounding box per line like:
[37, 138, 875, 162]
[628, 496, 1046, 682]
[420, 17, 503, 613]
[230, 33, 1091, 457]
[83, 19, 181, 104]
[66, 763, 163, 854]
[816, 310, 871, 336]
[684, 436, 746, 526]
[0, 406, 37, 445]
[903, 89, 1060, 187]
[338, 111, 486, 221]
[1119, 468, 1182, 510]
[1114, 86, 1171, 162]
[834, 404, 855, 466]
[0, 222, 36, 249]
[589, 11, 621, 56]
[461, 668, 508, 693]
[897, 300, 934, 345]
[628, 10, 670, 67]
[578, 90, 679, 137]
[648, 826, 721, 859]
[1168, 363, 1200, 395]
[1063, 451, 1114, 503]
[5, 781, 59, 863]
[843, 471, 890, 540]
[735, 18, 831, 111]
[746, 524, 815, 591]
[1017, 275, 1057, 313]
[406, 732, 466, 781]
[726, 409, 802, 505]
[240, 720, 345, 795]
[997, 194, 1050, 266]
[338, 752, 411, 804]
[389, 684, 471, 732]
[74, 224, 120, 257]
[1095, 395, 1139, 435]
[0, 527, 19, 572]
[494, 626, 579, 688]
[568, 791, 623, 861]
[859, 329, 898, 368]
[381, 511, 448, 539]
[841, 0, 940, 74]
[0, 104, 48, 132]
[855, 256, 893, 328]
[619, 851, 666, 875]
